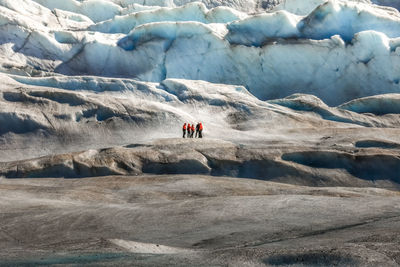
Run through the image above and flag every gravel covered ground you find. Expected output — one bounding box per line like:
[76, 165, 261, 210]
[0, 174, 399, 266]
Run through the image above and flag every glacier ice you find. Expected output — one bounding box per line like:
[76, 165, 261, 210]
[271, 0, 373, 15]
[299, 0, 400, 41]
[1, 0, 400, 106]
[3, 2, 400, 264]
[226, 10, 301, 46]
[89, 3, 247, 34]
[30, 0, 122, 23]
[9, 74, 178, 102]
[339, 94, 400, 115]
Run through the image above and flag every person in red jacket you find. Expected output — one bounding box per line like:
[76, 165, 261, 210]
[187, 123, 191, 138]
[191, 124, 195, 138]
[182, 123, 187, 138]
[199, 122, 203, 138]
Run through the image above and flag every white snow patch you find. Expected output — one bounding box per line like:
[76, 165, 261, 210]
[109, 239, 191, 254]
[31, 0, 123, 22]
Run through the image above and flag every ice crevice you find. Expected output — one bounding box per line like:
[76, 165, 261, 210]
[11, 32, 32, 54]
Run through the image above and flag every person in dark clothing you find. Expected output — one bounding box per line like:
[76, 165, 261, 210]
[195, 123, 200, 138]
[182, 123, 187, 138]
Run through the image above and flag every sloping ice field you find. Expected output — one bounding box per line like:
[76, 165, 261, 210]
[1, 0, 400, 266]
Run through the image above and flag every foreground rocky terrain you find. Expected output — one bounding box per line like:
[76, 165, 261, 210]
[1, 132, 400, 265]
[2, 136, 400, 189]
[1, 175, 399, 266]
[1, 75, 400, 265]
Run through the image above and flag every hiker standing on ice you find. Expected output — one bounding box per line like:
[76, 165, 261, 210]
[182, 123, 187, 138]
[195, 123, 200, 138]
[187, 123, 191, 138]
[198, 122, 203, 138]
[191, 124, 195, 138]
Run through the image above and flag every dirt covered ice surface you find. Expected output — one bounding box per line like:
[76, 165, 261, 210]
[2, 136, 400, 189]
[0, 174, 399, 266]
[1, 0, 400, 265]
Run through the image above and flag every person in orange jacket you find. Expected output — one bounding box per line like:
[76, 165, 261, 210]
[187, 123, 191, 138]
[191, 124, 195, 138]
[199, 122, 203, 138]
[182, 123, 187, 138]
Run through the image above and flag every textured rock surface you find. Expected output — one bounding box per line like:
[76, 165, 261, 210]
[0, 175, 399, 266]
[2, 138, 400, 189]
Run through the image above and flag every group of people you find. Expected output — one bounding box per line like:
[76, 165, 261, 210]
[182, 122, 203, 138]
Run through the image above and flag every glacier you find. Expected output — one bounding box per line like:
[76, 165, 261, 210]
[2, 0, 400, 165]
[1, 0, 400, 265]
[1, 0, 400, 175]
[1, 1, 400, 104]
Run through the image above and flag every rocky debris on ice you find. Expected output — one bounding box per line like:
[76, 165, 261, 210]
[1, 137, 400, 190]
[1, 175, 399, 265]
[1, 0, 400, 185]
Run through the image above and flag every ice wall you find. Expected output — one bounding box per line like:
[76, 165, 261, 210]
[94, 1, 400, 104]
[2, 0, 400, 105]
[27, 0, 400, 21]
